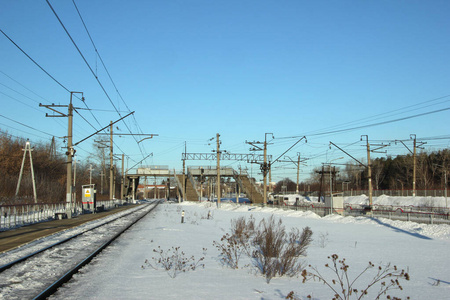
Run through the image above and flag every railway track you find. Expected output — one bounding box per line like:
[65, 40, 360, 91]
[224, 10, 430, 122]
[0, 200, 161, 299]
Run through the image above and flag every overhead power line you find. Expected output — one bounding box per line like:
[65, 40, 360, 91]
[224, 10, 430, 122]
[47, 0, 146, 158]
[71, 0, 132, 114]
[0, 28, 101, 136]
[0, 114, 57, 137]
[0, 28, 70, 93]
[0, 125, 47, 141]
[72, 0, 149, 158]
[0, 70, 48, 102]
[0, 90, 41, 111]
[278, 106, 450, 140]
[46, 1, 121, 115]
[304, 94, 450, 137]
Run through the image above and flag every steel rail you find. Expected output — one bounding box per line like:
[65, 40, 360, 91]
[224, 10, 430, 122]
[0, 203, 152, 273]
[33, 200, 161, 300]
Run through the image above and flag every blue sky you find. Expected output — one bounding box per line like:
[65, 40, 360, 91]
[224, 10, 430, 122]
[1, 0, 449, 183]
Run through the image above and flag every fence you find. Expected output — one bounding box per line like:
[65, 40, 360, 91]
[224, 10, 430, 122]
[0, 199, 126, 230]
[260, 201, 450, 225]
[280, 189, 448, 198]
[342, 189, 448, 197]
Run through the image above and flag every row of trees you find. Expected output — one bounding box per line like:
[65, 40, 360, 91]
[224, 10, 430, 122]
[0, 132, 120, 204]
[341, 149, 449, 191]
[273, 149, 449, 194]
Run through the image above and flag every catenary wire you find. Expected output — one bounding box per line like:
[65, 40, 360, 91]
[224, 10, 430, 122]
[46, 0, 144, 159]
[71, 0, 152, 160]
[276, 106, 450, 140]
[0, 28, 104, 138]
[0, 28, 70, 93]
[0, 114, 57, 137]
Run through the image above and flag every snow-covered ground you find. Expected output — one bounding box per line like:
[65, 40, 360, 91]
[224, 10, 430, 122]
[0, 204, 157, 299]
[0, 205, 148, 266]
[49, 199, 450, 300]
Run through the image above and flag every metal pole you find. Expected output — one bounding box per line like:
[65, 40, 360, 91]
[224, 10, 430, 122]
[209, 177, 212, 200]
[132, 177, 135, 202]
[113, 167, 116, 199]
[200, 181, 203, 201]
[73, 155, 77, 207]
[121, 154, 124, 201]
[15, 141, 28, 198]
[73, 156, 77, 189]
[296, 153, 300, 194]
[109, 121, 114, 200]
[16, 141, 38, 203]
[100, 171, 104, 195]
[216, 133, 221, 207]
[28, 142, 37, 203]
[263, 137, 267, 205]
[66, 93, 74, 218]
[269, 164, 272, 194]
[445, 170, 448, 209]
[182, 142, 186, 201]
[89, 164, 93, 185]
[154, 176, 157, 200]
[412, 136, 417, 197]
[236, 181, 239, 204]
[329, 165, 333, 214]
[366, 138, 373, 211]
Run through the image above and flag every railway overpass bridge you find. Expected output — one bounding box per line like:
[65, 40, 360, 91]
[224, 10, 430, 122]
[123, 166, 264, 203]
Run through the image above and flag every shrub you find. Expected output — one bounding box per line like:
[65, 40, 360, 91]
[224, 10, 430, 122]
[142, 246, 206, 278]
[317, 231, 329, 248]
[213, 216, 254, 268]
[213, 232, 246, 269]
[252, 216, 313, 283]
[231, 215, 255, 255]
[213, 215, 313, 283]
[301, 254, 410, 300]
